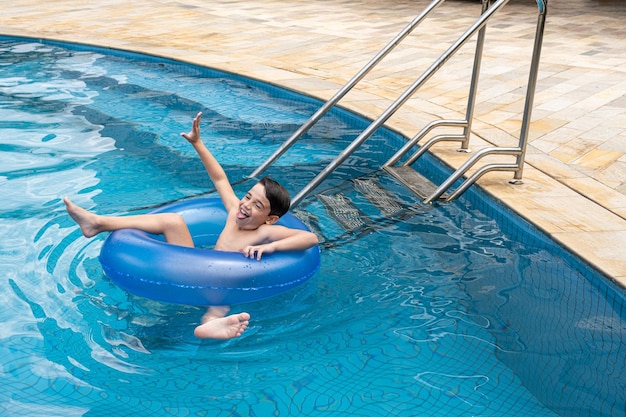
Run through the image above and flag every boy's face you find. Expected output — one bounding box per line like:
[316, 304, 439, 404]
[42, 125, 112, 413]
[236, 183, 279, 230]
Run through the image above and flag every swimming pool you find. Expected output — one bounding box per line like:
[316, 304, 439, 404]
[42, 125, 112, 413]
[1, 37, 624, 416]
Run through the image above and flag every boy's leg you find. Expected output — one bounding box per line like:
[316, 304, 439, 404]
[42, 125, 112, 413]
[65, 197, 250, 339]
[63, 197, 194, 247]
[194, 306, 250, 339]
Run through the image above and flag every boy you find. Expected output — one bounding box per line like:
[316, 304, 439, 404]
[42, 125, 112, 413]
[64, 112, 319, 340]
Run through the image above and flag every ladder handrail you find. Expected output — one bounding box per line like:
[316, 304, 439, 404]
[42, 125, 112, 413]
[291, 0, 512, 208]
[249, 0, 446, 179]
[384, 119, 469, 167]
[423, 0, 548, 203]
[383, 0, 489, 169]
[423, 147, 522, 203]
[512, 0, 547, 181]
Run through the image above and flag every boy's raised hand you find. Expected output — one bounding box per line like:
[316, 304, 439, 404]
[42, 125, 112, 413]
[181, 112, 202, 144]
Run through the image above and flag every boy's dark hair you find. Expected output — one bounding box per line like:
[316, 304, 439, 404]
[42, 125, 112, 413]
[259, 176, 291, 217]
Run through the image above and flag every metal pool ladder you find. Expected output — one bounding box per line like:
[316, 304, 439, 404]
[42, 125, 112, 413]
[249, 0, 549, 207]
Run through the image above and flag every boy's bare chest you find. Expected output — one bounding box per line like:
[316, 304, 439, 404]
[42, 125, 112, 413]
[214, 221, 264, 252]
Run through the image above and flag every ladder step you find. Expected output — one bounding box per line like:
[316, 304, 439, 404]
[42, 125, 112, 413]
[384, 166, 445, 200]
[318, 193, 366, 231]
[291, 209, 326, 244]
[353, 178, 403, 216]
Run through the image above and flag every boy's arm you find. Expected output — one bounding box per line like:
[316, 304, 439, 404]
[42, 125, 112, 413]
[243, 225, 319, 260]
[182, 112, 239, 211]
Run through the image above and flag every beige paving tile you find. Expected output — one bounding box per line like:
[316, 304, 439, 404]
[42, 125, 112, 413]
[501, 194, 622, 233]
[551, 230, 626, 284]
[561, 177, 626, 212]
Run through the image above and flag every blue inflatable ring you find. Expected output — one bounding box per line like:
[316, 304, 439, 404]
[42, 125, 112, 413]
[99, 198, 321, 306]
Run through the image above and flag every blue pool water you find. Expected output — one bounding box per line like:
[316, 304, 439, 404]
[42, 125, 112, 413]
[0, 38, 624, 417]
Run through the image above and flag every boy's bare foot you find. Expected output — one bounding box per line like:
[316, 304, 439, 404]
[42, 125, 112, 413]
[63, 197, 101, 238]
[194, 312, 250, 340]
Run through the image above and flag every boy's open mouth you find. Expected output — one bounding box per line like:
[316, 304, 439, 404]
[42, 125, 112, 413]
[237, 207, 250, 219]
